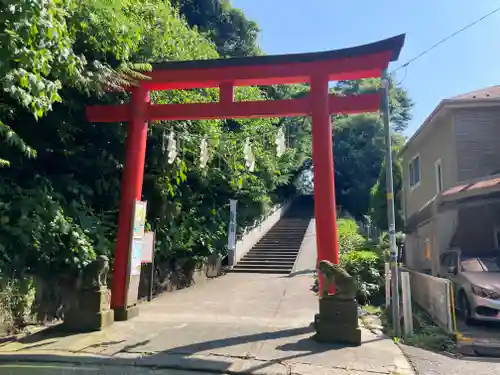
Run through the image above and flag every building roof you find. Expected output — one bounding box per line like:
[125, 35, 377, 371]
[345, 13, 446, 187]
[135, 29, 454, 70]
[450, 86, 500, 100]
[438, 174, 500, 211]
[400, 85, 500, 156]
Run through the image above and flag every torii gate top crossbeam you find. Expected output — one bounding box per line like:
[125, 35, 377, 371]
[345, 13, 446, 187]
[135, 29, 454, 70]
[141, 34, 405, 90]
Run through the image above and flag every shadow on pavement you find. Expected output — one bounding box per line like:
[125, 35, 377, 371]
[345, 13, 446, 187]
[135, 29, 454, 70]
[282, 269, 315, 278]
[0, 325, 388, 373]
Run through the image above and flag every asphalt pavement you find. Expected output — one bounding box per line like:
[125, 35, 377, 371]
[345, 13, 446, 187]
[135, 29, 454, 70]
[0, 363, 208, 375]
[401, 344, 500, 375]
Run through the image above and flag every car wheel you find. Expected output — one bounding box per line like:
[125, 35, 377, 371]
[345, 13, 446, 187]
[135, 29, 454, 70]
[459, 291, 473, 325]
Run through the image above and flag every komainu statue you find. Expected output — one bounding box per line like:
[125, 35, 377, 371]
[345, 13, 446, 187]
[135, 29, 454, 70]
[318, 260, 357, 300]
[81, 255, 110, 290]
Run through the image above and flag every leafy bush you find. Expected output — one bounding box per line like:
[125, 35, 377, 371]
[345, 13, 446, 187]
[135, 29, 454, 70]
[337, 218, 365, 252]
[382, 304, 456, 353]
[311, 219, 385, 303]
[340, 249, 384, 304]
[0, 278, 36, 332]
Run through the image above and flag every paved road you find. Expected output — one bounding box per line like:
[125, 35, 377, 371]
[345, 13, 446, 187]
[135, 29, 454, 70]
[0, 220, 414, 375]
[0, 363, 215, 375]
[401, 344, 500, 375]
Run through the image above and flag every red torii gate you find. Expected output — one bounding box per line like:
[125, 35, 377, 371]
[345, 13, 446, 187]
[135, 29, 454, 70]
[87, 34, 405, 316]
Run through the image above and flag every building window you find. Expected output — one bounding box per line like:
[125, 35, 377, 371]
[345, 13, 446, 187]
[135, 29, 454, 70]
[494, 228, 500, 248]
[409, 155, 421, 188]
[435, 159, 443, 193]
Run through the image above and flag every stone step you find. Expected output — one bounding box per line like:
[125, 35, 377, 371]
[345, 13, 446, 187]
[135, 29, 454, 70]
[267, 228, 309, 231]
[229, 198, 312, 275]
[243, 256, 297, 261]
[260, 233, 304, 242]
[254, 238, 304, 242]
[249, 250, 299, 254]
[243, 255, 297, 260]
[238, 259, 296, 265]
[268, 226, 308, 228]
[246, 252, 299, 256]
[254, 242, 302, 247]
[254, 244, 301, 248]
[256, 236, 305, 240]
[249, 247, 300, 251]
[233, 263, 291, 269]
[228, 267, 290, 274]
[261, 235, 305, 238]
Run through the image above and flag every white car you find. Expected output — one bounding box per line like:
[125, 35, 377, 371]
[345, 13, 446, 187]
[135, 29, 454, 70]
[438, 249, 500, 324]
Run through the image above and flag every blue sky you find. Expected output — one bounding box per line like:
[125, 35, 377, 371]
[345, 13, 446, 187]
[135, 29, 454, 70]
[231, 0, 500, 137]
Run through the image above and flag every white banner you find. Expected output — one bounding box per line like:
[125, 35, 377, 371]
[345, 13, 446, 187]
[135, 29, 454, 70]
[228, 199, 237, 251]
[385, 262, 391, 307]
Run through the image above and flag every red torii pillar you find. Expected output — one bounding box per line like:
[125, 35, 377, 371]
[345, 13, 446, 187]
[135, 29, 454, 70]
[87, 34, 405, 317]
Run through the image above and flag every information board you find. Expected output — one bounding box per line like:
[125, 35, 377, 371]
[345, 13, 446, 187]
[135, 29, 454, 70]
[141, 231, 155, 263]
[130, 238, 143, 276]
[132, 200, 147, 239]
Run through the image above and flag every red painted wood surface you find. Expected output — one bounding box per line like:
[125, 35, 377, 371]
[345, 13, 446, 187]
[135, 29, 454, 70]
[142, 51, 391, 90]
[87, 93, 382, 123]
[111, 86, 149, 310]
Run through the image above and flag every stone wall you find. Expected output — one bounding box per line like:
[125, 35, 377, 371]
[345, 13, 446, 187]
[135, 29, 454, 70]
[407, 269, 454, 333]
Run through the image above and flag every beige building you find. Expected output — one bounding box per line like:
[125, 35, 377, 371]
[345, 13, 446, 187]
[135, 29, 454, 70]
[400, 86, 500, 275]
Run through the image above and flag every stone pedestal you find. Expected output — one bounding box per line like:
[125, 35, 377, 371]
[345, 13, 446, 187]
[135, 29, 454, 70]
[63, 288, 115, 332]
[313, 297, 361, 346]
[114, 305, 140, 321]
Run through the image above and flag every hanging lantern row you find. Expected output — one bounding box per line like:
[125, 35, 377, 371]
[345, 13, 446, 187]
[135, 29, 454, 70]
[243, 137, 255, 172]
[162, 128, 287, 169]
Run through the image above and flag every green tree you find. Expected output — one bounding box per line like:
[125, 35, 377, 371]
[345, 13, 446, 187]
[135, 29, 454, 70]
[331, 79, 412, 219]
[172, 0, 261, 57]
[369, 152, 404, 231]
[0, 0, 310, 282]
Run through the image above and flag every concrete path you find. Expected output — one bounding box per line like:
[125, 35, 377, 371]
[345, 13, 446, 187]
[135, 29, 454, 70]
[0, 220, 413, 375]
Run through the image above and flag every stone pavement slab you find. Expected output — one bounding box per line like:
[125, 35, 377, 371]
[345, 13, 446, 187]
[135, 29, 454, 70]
[0, 362, 217, 375]
[0, 219, 413, 374]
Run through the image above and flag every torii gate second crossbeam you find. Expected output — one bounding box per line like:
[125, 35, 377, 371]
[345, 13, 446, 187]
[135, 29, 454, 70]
[87, 34, 405, 318]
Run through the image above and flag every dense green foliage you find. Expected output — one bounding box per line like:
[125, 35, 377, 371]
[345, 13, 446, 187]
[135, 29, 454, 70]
[331, 79, 412, 220]
[340, 249, 383, 304]
[369, 155, 405, 230]
[337, 218, 365, 253]
[0, 0, 308, 282]
[312, 218, 386, 304]
[172, 0, 261, 57]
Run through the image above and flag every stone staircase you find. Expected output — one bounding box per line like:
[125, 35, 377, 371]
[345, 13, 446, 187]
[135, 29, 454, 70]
[230, 196, 313, 274]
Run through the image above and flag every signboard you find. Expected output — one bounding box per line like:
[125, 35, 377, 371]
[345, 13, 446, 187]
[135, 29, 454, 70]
[130, 238, 143, 276]
[125, 200, 148, 307]
[141, 231, 155, 263]
[133, 200, 147, 239]
[228, 199, 237, 251]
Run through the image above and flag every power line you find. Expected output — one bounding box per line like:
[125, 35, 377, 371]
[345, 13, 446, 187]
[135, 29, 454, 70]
[392, 5, 500, 73]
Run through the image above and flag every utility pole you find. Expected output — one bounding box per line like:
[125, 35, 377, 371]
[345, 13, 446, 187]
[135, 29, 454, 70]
[381, 69, 401, 338]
